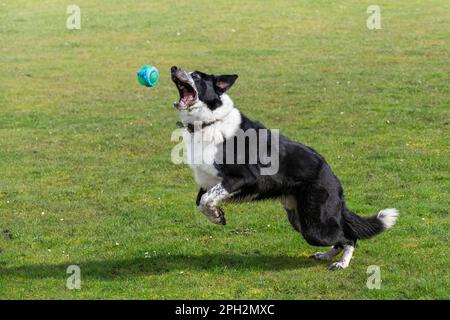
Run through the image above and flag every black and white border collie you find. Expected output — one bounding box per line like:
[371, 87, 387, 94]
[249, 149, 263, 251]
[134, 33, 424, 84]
[170, 66, 398, 270]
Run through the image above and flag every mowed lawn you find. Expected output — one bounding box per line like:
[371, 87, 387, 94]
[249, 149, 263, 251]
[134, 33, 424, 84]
[0, 0, 449, 299]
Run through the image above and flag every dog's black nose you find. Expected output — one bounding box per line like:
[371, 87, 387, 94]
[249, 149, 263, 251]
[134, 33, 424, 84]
[171, 66, 178, 74]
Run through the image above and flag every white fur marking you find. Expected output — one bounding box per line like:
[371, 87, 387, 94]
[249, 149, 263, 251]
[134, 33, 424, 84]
[198, 183, 234, 224]
[181, 94, 241, 190]
[329, 245, 354, 270]
[377, 208, 399, 229]
[341, 245, 354, 265]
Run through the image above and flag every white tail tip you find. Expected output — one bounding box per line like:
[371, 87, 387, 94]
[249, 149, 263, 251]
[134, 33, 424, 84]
[377, 208, 399, 229]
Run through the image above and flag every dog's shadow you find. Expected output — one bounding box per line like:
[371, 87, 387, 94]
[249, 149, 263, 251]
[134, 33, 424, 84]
[2, 253, 319, 279]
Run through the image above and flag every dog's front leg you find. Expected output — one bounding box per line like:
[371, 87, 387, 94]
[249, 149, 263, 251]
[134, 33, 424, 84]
[198, 183, 234, 225]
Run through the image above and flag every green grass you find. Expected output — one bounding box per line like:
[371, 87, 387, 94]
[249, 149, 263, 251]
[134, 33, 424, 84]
[0, 0, 449, 299]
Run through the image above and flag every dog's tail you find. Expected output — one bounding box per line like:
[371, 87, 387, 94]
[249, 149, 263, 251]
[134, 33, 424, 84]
[343, 208, 399, 239]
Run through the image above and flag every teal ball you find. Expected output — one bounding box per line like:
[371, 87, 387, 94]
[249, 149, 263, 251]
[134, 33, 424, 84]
[137, 65, 159, 87]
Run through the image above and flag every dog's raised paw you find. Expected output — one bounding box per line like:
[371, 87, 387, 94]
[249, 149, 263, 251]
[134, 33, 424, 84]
[208, 215, 226, 225]
[216, 208, 226, 225]
[218, 215, 226, 225]
[328, 262, 347, 271]
[206, 207, 226, 225]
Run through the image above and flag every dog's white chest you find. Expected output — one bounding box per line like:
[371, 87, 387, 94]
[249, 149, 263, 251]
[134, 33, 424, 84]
[179, 100, 241, 191]
[183, 127, 222, 190]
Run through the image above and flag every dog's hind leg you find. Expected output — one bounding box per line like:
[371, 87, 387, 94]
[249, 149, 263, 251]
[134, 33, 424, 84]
[282, 194, 351, 268]
[310, 246, 342, 261]
[328, 245, 354, 270]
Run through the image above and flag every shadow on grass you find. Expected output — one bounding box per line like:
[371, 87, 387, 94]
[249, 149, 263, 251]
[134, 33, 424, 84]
[1, 253, 319, 279]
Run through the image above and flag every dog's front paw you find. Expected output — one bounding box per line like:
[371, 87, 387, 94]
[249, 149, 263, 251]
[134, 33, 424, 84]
[328, 262, 347, 271]
[199, 205, 226, 225]
[215, 214, 226, 225]
[206, 207, 226, 225]
[216, 207, 226, 225]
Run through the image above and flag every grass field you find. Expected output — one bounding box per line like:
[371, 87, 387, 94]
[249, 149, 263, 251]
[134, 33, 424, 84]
[0, 0, 449, 299]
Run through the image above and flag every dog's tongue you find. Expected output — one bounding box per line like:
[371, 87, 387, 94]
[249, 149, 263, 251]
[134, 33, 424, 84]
[173, 80, 195, 109]
[181, 92, 194, 104]
[174, 95, 192, 109]
[180, 87, 194, 106]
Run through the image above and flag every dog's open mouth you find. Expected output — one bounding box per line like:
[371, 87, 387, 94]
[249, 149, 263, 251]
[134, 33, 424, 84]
[171, 66, 197, 109]
[174, 78, 196, 108]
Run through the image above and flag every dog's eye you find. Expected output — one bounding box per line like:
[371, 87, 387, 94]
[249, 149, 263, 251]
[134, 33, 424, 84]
[192, 73, 200, 80]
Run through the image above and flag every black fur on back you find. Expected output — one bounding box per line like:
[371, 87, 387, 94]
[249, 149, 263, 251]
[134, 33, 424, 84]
[215, 112, 387, 247]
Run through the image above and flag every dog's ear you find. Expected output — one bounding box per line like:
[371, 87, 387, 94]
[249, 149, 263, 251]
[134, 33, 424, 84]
[214, 74, 238, 93]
